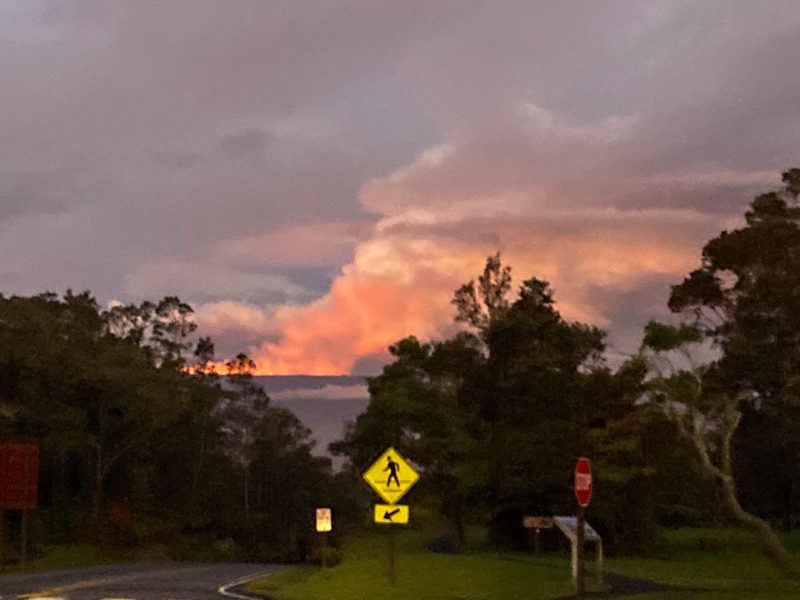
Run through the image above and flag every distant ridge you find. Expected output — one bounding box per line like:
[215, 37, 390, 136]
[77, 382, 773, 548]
[255, 374, 368, 393]
[253, 375, 370, 465]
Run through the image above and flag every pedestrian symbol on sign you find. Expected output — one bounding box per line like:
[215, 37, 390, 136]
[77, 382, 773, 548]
[385, 456, 400, 487]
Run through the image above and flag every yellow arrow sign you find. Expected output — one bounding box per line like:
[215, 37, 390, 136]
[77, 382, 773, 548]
[374, 504, 409, 524]
[362, 447, 420, 505]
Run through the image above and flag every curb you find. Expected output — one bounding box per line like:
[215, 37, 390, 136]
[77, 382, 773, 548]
[218, 570, 277, 600]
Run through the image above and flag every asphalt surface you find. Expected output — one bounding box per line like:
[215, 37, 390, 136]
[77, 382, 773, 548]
[0, 563, 693, 600]
[0, 562, 280, 600]
[553, 572, 693, 599]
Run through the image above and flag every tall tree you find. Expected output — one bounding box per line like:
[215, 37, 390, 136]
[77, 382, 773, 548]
[336, 255, 652, 549]
[640, 167, 800, 569]
[221, 353, 268, 519]
[639, 322, 791, 568]
[332, 333, 485, 543]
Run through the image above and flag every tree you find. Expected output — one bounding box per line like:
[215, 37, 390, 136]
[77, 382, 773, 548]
[221, 353, 269, 519]
[0, 291, 187, 523]
[640, 322, 791, 568]
[452, 252, 512, 332]
[639, 168, 800, 569]
[332, 333, 485, 543]
[336, 255, 654, 550]
[0, 289, 341, 560]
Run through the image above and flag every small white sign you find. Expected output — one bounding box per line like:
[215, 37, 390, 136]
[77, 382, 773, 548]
[316, 507, 332, 532]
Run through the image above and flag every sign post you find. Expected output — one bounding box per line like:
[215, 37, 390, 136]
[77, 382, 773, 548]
[315, 508, 332, 568]
[363, 447, 419, 586]
[574, 457, 592, 599]
[387, 527, 396, 585]
[522, 516, 553, 553]
[553, 516, 602, 588]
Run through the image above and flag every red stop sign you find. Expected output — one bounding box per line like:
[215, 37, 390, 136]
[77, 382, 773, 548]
[574, 457, 592, 507]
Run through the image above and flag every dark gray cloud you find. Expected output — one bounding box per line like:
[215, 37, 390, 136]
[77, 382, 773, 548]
[218, 129, 274, 161]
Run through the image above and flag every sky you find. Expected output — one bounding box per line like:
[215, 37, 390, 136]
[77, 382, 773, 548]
[2, 1, 799, 375]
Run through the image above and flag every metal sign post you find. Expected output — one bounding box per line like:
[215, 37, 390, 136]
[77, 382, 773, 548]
[363, 447, 419, 586]
[574, 457, 593, 599]
[553, 517, 603, 592]
[315, 508, 332, 568]
[576, 505, 585, 597]
[388, 528, 396, 585]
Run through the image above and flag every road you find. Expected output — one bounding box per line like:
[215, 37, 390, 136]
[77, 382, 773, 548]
[0, 562, 280, 600]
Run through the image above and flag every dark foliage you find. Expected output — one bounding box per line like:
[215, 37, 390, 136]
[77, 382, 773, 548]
[0, 292, 349, 562]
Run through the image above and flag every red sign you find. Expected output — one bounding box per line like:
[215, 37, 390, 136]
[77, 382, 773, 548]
[0, 440, 40, 510]
[574, 457, 592, 507]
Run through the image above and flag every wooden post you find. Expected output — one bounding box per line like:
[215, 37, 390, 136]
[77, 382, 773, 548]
[0, 508, 5, 572]
[21, 451, 30, 563]
[387, 528, 396, 585]
[20, 509, 28, 563]
[596, 539, 604, 586]
[321, 532, 328, 568]
[576, 506, 585, 598]
[534, 528, 541, 554]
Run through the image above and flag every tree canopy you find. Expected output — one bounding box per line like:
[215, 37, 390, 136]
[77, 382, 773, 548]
[0, 291, 348, 563]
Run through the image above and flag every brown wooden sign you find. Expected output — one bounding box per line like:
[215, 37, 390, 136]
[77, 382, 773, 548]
[523, 516, 554, 529]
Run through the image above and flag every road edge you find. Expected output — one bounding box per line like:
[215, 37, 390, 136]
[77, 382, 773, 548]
[218, 570, 277, 600]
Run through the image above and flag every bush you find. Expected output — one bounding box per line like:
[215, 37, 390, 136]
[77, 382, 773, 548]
[168, 533, 237, 561]
[660, 504, 703, 529]
[697, 535, 724, 553]
[488, 507, 530, 550]
[427, 534, 460, 554]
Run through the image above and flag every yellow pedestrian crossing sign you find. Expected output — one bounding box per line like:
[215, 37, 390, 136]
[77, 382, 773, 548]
[362, 447, 420, 505]
[374, 504, 409, 524]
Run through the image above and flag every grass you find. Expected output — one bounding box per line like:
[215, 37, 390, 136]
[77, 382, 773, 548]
[605, 528, 800, 599]
[246, 526, 800, 600]
[246, 526, 595, 600]
[0, 544, 115, 574]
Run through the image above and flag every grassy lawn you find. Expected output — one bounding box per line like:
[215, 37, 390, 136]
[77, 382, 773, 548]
[246, 526, 595, 600]
[606, 528, 800, 600]
[247, 527, 800, 600]
[0, 544, 115, 574]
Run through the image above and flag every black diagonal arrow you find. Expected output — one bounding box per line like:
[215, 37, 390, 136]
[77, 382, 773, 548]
[383, 508, 401, 521]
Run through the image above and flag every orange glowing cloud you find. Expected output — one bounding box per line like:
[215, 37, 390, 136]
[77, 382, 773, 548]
[249, 240, 472, 374]
[200, 105, 767, 375]
[242, 205, 720, 374]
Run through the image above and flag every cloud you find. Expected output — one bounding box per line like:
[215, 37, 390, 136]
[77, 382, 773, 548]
[218, 129, 273, 160]
[223, 221, 374, 267]
[0, 1, 439, 302]
[249, 249, 463, 374]
[247, 203, 724, 373]
[2, 2, 800, 375]
[125, 259, 313, 305]
[194, 300, 279, 355]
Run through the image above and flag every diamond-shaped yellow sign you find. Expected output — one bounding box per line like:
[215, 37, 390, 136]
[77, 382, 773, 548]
[362, 447, 419, 505]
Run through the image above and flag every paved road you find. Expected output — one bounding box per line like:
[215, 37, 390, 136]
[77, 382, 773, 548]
[0, 563, 280, 600]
